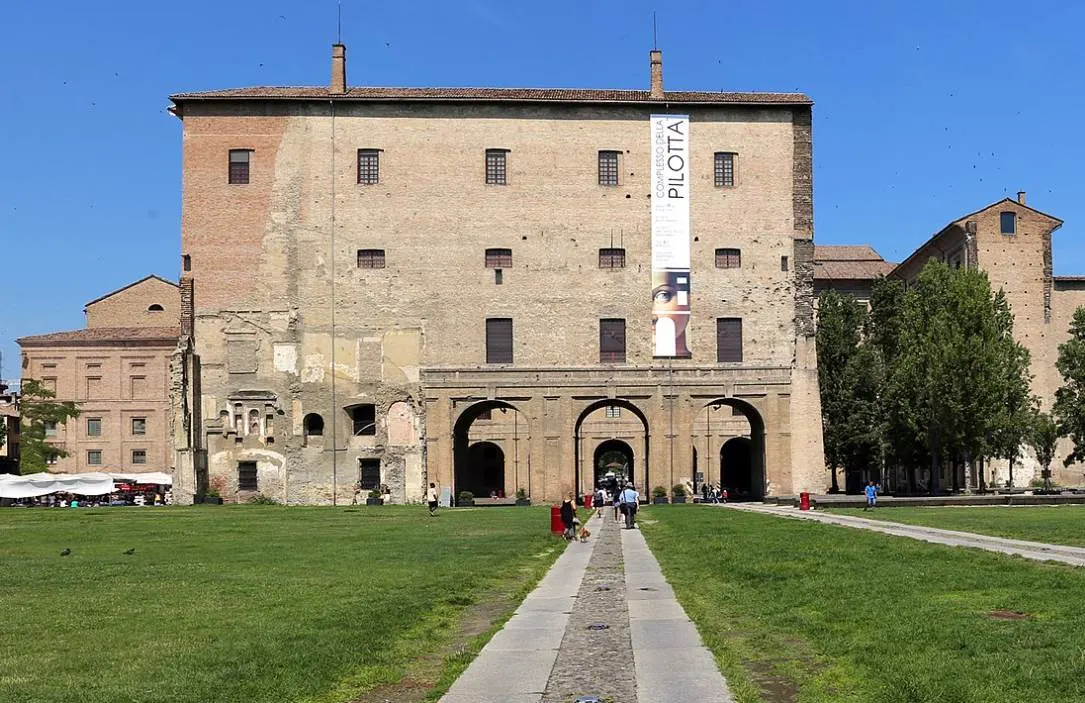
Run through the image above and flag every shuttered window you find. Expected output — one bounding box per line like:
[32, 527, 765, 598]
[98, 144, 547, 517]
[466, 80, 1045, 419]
[357, 249, 386, 268]
[598, 151, 619, 186]
[599, 248, 626, 268]
[486, 318, 513, 364]
[715, 248, 741, 268]
[485, 248, 512, 268]
[485, 149, 508, 184]
[228, 149, 251, 184]
[359, 459, 381, 490]
[599, 318, 627, 363]
[717, 318, 743, 363]
[238, 461, 258, 491]
[1000, 211, 1016, 235]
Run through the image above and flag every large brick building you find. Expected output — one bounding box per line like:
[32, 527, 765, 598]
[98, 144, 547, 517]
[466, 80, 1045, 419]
[167, 44, 826, 505]
[17, 276, 179, 474]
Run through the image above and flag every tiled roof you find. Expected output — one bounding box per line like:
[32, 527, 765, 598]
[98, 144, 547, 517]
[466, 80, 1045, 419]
[170, 86, 812, 106]
[814, 245, 895, 281]
[1055, 275, 1085, 283]
[17, 327, 179, 347]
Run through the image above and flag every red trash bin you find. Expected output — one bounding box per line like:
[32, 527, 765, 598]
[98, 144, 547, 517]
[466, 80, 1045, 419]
[799, 492, 811, 511]
[584, 493, 593, 509]
[550, 505, 565, 535]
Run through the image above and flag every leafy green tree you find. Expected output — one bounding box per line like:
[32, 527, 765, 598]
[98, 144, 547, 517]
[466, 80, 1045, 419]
[985, 292, 1036, 487]
[1027, 411, 1060, 491]
[18, 379, 81, 474]
[1054, 306, 1085, 468]
[816, 290, 868, 492]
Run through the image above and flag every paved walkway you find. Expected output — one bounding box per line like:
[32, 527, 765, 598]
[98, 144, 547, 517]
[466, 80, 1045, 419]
[440, 511, 733, 703]
[724, 502, 1085, 567]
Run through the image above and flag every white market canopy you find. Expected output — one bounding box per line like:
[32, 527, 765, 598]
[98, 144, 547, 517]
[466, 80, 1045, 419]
[0, 472, 173, 499]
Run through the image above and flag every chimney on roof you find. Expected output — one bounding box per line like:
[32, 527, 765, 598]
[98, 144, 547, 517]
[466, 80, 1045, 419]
[330, 43, 347, 95]
[1017, 191, 1026, 205]
[650, 49, 664, 99]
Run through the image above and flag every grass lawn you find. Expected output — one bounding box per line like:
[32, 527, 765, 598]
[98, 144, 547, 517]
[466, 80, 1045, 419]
[0, 505, 567, 703]
[824, 505, 1085, 548]
[640, 506, 1085, 703]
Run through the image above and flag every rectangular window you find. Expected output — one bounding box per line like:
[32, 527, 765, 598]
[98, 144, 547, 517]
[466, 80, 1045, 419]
[238, 461, 258, 491]
[476, 409, 492, 421]
[485, 149, 507, 185]
[228, 149, 251, 185]
[132, 449, 147, 465]
[715, 248, 741, 269]
[87, 450, 102, 466]
[42, 377, 57, 393]
[44, 421, 57, 437]
[781, 256, 789, 272]
[183, 254, 192, 271]
[714, 152, 736, 187]
[350, 404, 376, 436]
[132, 417, 147, 436]
[605, 405, 621, 419]
[599, 319, 627, 363]
[357, 149, 380, 185]
[357, 249, 386, 269]
[599, 248, 626, 269]
[486, 318, 513, 364]
[717, 318, 743, 363]
[359, 459, 381, 491]
[87, 418, 102, 437]
[1000, 211, 1016, 235]
[86, 377, 103, 398]
[598, 150, 620, 186]
[732, 405, 745, 417]
[485, 248, 513, 268]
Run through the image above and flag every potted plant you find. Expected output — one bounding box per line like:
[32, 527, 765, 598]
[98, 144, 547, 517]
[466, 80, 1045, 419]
[515, 488, 531, 506]
[672, 484, 688, 504]
[365, 489, 383, 506]
[457, 490, 475, 507]
[652, 485, 668, 504]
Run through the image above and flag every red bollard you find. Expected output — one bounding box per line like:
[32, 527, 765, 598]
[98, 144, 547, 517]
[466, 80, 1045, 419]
[584, 493, 593, 509]
[799, 492, 811, 511]
[550, 505, 565, 535]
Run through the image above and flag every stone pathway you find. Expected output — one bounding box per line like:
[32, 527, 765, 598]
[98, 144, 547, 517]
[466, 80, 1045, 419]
[724, 502, 1085, 567]
[439, 511, 733, 703]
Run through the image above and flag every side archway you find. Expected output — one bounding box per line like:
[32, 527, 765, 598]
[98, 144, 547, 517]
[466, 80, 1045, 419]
[453, 400, 528, 499]
[701, 398, 766, 500]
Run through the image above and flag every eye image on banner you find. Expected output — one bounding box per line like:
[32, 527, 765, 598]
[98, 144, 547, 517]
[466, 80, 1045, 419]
[650, 114, 691, 358]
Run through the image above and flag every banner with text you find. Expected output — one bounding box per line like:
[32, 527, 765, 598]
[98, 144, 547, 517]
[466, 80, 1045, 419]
[651, 114, 691, 358]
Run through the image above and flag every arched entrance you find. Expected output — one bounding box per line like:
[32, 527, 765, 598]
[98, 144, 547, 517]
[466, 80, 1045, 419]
[453, 400, 528, 499]
[721, 437, 753, 498]
[701, 399, 766, 499]
[465, 442, 505, 497]
[574, 399, 650, 500]
[593, 439, 634, 492]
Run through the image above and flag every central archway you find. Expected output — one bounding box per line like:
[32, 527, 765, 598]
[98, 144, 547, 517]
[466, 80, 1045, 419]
[574, 399, 650, 501]
[593, 439, 634, 492]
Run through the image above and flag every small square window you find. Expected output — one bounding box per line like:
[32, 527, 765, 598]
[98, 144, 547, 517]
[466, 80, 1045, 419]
[485, 149, 507, 185]
[357, 149, 380, 185]
[605, 405, 620, 419]
[132, 417, 147, 436]
[228, 149, 251, 185]
[44, 421, 57, 437]
[87, 418, 102, 437]
[1000, 211, 1016, 235]
[599, 151, 620, 186]
[714, 152, 736, 187]
[87, 450, 102, 466]
[599, 248, 626, 269]
[132, 449, 147, 465]
[715, 248, 741, 269]
[357, 249, 386, 269]
[485, 248, 513, 268]
[46, 455, 58, 466]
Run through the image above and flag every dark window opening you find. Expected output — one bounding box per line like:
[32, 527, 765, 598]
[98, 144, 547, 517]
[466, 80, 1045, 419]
[486, 318, 513, 364]
[182, 254, 191, 272]
[715, 248, 741, 269]
[1000, 211, 1016, 235]
[87, 418, 102, 437]
[732, 405, 745, 417]
[714, 152, 735, 187]
[599, 248, 626, 268]
[132, 417, 146, 435]
[717, 318, 743, 363]
[350, 405, 376, 436]
[303, 413, 324, 437]
[781, 256, 789, 272]
[357, 149, 380, 185]
[600, 318, 627, 363]
[359, 459, 381, 490]
[238, 461, 258, 491]
[476, 408, 492, 421]
[132, 449, 147, 465]
[228, 149, 251, 184]
[148, 304, 164, 312]
[485, 248, 512, 268]
[87, 450, 102, 465]
[599, 150, 619, 186]
[485, 149, 508, 185]
[357, 249, 386, 269]
[495, 269, 503, 285]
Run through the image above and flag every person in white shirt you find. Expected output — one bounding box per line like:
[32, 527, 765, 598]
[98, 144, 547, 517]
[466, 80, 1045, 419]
[619, 484, 640, 529]
[427, 482, 439, 516]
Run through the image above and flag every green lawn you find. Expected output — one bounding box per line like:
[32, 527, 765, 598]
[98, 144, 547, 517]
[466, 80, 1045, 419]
[0, 505, 566, 703]
[640, 506, 1085, 703]
[824, 505, 1085, 548]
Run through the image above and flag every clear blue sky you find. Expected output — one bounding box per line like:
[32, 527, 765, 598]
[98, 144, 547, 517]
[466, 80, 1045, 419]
[2, 0, 1083, 382]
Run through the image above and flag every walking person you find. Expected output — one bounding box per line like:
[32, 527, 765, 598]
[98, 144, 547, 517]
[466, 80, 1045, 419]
[619, 483, 640, 529]
[427, 482, 440, 516]
[863, 480, 880, 511]
[560, 494, 577, 540]
[613, 489, 622, 523]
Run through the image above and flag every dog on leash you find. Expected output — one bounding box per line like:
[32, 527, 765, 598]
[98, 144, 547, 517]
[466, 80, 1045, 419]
[578, 526, 591, 542]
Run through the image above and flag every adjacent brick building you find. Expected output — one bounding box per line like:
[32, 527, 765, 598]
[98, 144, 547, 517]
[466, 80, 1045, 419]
[17, 276, 179, 474]
[168, 44, 826, 505]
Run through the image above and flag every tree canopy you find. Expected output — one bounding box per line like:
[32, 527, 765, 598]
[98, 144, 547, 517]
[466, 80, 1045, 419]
[17, 378, 81, 474]
[1054, 306, 1085, 467]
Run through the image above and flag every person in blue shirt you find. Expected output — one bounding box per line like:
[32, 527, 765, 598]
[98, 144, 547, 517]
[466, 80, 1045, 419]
[863, 481, 880, 511]
[619, 484, 640, 529]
